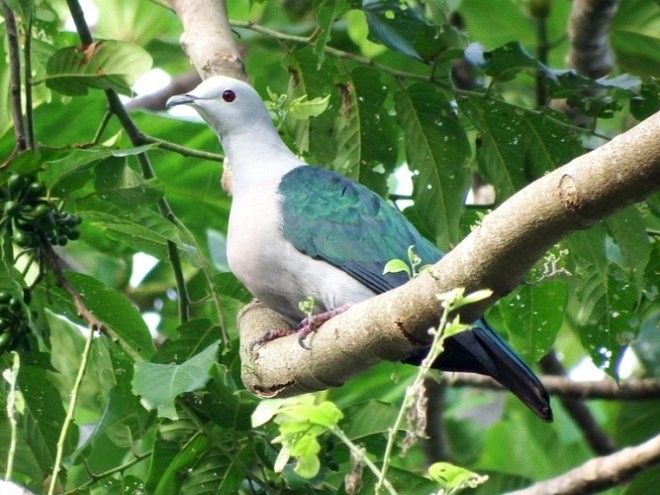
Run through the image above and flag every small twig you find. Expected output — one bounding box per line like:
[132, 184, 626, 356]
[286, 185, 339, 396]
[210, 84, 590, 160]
[376, 290, 475, 493]
[2, 1, 27, 151]
[3, 352, 21, 480]
[505, 432, 660, 495]
[332, 427, 398, 495]
[65, 9, 195, 345]
[231, 20, 431, 83]
[24, 13, 35, 150]
[41, 242, 106, 333]
[63, 451, 151, 494]
[91, 110, 113, 145]
[141, 134, 224, 162]
[47, 317, 96, 495]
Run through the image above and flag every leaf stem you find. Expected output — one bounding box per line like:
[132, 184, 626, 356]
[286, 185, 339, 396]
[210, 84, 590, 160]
[63, 451, 150, 494]
[376, 294, 456, 493]
[3, 352, 21, 481]
[140, 134, 224, 162]
[91, 110, 113, 145]
[331, 427, 399, 495]
[47, 326, 96, 495]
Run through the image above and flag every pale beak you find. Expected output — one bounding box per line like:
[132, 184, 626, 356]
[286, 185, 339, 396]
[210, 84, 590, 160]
[166, 94, 198, 108]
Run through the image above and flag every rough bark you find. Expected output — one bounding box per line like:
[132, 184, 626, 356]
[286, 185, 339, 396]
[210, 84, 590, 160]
[166, 0, 247, 81]
[239, 111, 660, 397]
[505, 433, 660, 495]
[443, 373, 660, 401]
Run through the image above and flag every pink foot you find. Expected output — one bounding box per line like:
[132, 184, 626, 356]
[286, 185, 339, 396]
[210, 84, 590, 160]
[249, 305, 350, 350]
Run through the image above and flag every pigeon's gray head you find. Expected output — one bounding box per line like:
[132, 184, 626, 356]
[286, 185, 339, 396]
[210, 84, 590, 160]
[166, 76, 272, 138]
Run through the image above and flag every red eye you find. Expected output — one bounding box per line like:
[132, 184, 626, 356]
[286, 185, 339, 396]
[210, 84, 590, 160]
[222, 90, 236, 102]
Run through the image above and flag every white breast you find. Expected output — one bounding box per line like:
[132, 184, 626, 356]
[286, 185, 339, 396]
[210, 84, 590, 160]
[227, 183, 375, 324]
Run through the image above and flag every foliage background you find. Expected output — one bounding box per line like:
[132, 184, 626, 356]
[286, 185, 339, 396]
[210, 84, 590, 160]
[0, 0, 658, 494]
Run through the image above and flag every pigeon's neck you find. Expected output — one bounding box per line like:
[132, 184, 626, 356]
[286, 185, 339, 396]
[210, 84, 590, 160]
[220, 124, 304, 194]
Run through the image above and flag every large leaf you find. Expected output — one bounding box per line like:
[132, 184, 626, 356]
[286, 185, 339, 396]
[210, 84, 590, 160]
[460, 97, 583, 199]
[45, 40, 152, 96]
[44, 272, 155, 361]
[605, 205, 652, 289]
[77, 197, 200, 267]
[396, 82, 471, 249]
[17, 364, 78, 472]
[565, 227, 640, 377]
[132, 341, 219, 420]
[362, 0, 462, 63]
[497, 279, 567, 362]
[332, 67, 398, 195]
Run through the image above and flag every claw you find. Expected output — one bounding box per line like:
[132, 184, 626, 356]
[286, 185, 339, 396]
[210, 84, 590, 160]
[249, 305, 350, 351]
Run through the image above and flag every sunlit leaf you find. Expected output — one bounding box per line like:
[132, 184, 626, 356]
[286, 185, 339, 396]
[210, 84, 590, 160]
[45, 40, 152, 96]
[396, 82, 470, 249]
[132, 341, 219, 420]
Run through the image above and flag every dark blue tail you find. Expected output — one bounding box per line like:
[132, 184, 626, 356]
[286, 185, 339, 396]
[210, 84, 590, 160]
[406, 319, 552, 422]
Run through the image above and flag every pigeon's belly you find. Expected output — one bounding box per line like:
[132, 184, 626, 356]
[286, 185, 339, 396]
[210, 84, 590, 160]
[227, 189, 374, 323]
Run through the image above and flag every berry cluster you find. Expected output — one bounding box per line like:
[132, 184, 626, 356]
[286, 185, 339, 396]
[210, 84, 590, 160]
[0, 291, 30, 353]
[1, 173, 82, 248]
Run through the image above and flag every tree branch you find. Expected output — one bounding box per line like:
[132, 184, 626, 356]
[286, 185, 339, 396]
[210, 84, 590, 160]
[566, 0, 619, 78]
[2, 1, 27, 152]
[504, 432, 660, 495]
[443, 373, 660, 401]
[239, 111, 660, 397]
[166, 0, 246, 81]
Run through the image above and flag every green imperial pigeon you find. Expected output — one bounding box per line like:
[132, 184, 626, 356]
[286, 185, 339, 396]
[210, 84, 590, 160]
[167, 76, 553, 422]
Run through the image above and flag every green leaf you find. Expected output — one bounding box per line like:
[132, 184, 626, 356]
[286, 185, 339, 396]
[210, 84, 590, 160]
[498, 280, 567, 362]
[566, 226, 641, 376]
[631, 80, 660, 120]
[45, 40, 152, 96]
[94, 156, 165, 206]
[313, 0, 349, 68]
[396, 82, 471, 249]
[284, 47, 341, 159]
[152, 433, 212, 495]
[78, 197, 200, 267]
[132, 341, 219, 420]
[287, 94, 331, 120]
[333, 67, 398, 195]
[428, 462, 488, 492]
[480, 42, 546, 81]
[341, 400, 398, 440]
[383, 258, 411, 277]
[574, 264, 638, 377]
[49, 272, 155, 360]
[605, 205, 652, 287]
[41, 147, 114, 197]
[363, 0, 461, 63]
[18, 364, 78, 472]
[460, 97, 583, 199]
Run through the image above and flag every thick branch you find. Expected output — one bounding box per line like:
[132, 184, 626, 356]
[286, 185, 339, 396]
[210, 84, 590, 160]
[240, 111, 660, 397]
[504, 433, 660, 495]
[167, 0, 246, 81]
[566, 0, 619, 77]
